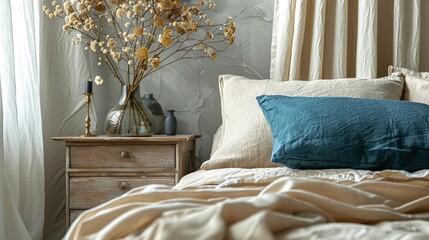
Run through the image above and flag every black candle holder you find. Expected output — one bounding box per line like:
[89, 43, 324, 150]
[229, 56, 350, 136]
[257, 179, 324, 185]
[80, 93, 97, 137]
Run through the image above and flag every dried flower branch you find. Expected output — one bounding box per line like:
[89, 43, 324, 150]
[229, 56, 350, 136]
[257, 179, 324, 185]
[43, 0, 236, 90]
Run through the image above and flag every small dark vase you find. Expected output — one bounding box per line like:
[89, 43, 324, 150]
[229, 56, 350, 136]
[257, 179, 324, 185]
[142, 93, 165, 134]
[164, 110, 177, 136]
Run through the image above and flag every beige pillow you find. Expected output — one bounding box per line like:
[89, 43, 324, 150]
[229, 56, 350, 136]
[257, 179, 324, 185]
[388, 65, 429, 104]
[201, 74, 405, 170]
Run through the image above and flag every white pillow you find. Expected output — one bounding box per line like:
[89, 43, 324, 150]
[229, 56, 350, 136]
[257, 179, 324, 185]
[388, 65, 429, 104]
[201, 74, 405, 170]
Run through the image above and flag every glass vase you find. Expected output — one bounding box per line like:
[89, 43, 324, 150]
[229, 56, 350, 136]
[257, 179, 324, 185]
[104, 85, 153, 136]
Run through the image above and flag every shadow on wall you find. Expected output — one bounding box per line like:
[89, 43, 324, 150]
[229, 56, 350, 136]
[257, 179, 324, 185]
[40, 0, 274, 239]
[141, 0, 275, 167]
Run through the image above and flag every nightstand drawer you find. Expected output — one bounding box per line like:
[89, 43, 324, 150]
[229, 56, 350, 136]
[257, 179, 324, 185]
[70, 177, 175, 209]
[70, 145, 175, 168]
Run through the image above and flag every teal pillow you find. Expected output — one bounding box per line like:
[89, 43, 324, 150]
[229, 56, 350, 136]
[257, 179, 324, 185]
[256, 95, 429, 171]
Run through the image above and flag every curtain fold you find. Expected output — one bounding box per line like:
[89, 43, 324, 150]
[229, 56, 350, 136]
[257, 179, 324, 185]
[356, 0, 377, 78]
[0, 0, 44, 239]
[308, 0, 326, 80]
[271, 0, 429, 81]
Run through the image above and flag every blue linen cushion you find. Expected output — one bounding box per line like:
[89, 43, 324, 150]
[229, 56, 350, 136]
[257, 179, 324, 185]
[256, 95, 429, 171]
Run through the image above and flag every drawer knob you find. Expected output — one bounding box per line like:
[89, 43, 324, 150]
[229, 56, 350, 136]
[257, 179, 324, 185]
[120, 181, 130, 190]
[120, 151, 130, 159]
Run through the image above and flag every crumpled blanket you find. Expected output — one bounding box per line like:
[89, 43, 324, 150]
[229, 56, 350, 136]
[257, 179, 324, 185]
[64, 170, 429, 240]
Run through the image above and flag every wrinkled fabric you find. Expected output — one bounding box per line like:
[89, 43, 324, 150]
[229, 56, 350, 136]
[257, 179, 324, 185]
[64, 169, 429, 240]
[175, 168, 429, 189]
[270, 0, 429, 81]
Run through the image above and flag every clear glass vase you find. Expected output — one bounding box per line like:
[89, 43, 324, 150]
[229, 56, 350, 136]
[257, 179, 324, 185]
[104, 85, 153, 136]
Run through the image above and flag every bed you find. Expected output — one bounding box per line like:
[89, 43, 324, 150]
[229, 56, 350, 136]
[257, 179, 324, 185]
[64, 66, 429, 239]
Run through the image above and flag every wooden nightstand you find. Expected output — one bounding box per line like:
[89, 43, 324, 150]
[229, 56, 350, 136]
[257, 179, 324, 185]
[52, 135, 199, 228]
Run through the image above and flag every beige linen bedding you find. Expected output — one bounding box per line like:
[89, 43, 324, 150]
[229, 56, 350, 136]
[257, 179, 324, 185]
[175, 167, 429, 189]
[64, 168, 429, 240]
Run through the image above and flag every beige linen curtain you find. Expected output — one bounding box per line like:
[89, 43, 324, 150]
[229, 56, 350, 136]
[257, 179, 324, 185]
[270, 0, 429, 81]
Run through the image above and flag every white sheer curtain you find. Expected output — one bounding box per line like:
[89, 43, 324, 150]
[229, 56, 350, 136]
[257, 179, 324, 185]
[0, 0, 44, 239]
[271, 0, 429, 81]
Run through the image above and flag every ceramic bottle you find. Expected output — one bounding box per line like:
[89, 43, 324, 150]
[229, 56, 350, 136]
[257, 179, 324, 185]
[164, 110, 177, 136]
